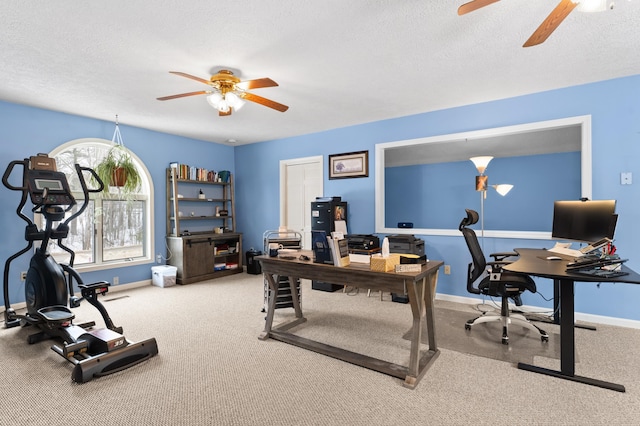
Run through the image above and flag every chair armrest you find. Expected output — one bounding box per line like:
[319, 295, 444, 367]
[489, 251, 518, 261]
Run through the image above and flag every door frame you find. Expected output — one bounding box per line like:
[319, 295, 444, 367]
[279, 155, 324, 247]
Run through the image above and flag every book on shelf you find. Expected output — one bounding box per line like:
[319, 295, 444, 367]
[171, 164, 231, 182]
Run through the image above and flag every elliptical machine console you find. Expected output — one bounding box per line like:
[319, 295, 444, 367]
[2, 154, 158, 383]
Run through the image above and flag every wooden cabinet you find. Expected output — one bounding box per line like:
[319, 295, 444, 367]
[166, 234, 242, 284]
[165, 167, 242, 284]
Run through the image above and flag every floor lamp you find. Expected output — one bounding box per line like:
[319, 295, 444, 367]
[470, 156, 513, 249]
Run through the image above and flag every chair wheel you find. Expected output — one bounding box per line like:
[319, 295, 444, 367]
[464, 323, 471, 330]
[541, 335, 549, 342]
[502, 337, 509, 345]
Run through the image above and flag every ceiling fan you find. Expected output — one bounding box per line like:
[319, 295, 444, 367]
[458, 0, 612, 47]
[157, 70, 289, 116]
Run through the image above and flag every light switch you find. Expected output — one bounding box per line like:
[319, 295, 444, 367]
[621, 172, 632, 185]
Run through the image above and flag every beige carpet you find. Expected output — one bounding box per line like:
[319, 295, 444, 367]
[1, 273, 639, 426]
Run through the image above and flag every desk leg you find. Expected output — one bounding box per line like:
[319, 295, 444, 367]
[424, 271, 438, 351]
[406, 279, 425, 381]
[259, 273, 279, 340]
[403, 272, 440, 389]
[560, 279, 575, 375]
[547, 278, 595, 331]
[288, 275, 303, 319]
[518, 278, 625, 392]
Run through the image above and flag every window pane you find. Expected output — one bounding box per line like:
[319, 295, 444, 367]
[102, 200, 146, 261]
[47, 200, 95, 265]
[55, 146, 109, 193]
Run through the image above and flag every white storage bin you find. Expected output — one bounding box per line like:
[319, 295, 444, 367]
[151, 265, 177, 287]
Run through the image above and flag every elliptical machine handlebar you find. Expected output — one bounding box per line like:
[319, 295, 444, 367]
[61, 164, 104, 229]
[2, 159, 32, 227]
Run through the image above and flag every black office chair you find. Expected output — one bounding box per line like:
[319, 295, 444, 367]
[459, 209, 548, 345]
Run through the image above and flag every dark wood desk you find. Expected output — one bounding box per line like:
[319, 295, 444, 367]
[504, 248, 640, 392]
[257, 253, 443, 389]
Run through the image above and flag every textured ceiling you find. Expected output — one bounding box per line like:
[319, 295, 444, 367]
[0, 1, 638, 145]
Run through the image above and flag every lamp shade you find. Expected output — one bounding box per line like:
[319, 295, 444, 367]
[470, 156, 493, 174]
[493, 184, 513, 196]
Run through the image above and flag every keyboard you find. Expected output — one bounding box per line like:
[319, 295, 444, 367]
[547, 246, 584, 258]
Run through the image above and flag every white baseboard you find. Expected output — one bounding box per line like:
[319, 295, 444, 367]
[435, 292, 640, 329]
[0, 280, 152, 315]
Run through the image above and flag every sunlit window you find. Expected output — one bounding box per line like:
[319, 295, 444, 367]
[44, 139, 153, 270]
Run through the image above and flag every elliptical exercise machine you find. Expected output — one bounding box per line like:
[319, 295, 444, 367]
[2, 154, 158, 383]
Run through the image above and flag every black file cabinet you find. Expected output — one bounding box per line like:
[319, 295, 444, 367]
[311, 199, 347, 233]
[311, 197, 347, 292]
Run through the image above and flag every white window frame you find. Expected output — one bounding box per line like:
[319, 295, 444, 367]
[47, 138, 155, 272]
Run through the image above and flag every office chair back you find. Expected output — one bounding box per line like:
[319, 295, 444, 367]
[458, 209, 485, 295]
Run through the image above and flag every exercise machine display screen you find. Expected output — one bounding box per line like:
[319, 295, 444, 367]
[34, 178, 64, 191]
[27, 169, 74, 206]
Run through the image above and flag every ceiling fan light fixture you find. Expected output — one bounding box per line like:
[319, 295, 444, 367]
[206, 91, 223, 109]
[216, 99, 230, 113]
[226, 92, 246, 111]
[575, 0, 609, 12]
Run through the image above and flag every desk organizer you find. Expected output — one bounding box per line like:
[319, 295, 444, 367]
[370, 254, 400, 272]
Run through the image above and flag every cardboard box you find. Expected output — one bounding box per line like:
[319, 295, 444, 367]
[151, 265, 177, 287]
[370, 254, 400, 272]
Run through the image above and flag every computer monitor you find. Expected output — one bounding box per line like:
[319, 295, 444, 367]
[551, 200, 617, 243]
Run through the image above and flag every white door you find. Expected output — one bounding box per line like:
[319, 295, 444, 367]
[280, 156, 323, 248]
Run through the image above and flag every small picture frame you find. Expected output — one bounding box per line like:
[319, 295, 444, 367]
[328, 150, 369, 179]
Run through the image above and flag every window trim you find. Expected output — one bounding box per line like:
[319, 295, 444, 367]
[48, 138, 155, 273]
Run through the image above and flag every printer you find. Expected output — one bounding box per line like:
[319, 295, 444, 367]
[346, 234, 380, 251]
[387, 235, 425, 257]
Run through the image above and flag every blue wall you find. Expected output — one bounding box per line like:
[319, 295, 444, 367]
[1, 74, 639, 321]
[0, 101, 234, 307]
[235, 74, 640, 321]
[385, 152, 580, 230]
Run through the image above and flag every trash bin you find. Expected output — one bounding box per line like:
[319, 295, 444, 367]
[151, 265, 177, 287]
[246, 249, 262, 275]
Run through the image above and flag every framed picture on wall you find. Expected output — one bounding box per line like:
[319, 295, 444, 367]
[328, 150, 369, 179]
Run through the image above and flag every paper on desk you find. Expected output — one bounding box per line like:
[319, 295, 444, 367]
[335, 220, 348, 235]
[552, 242, 572, 249]
[349, 253, 371, 264]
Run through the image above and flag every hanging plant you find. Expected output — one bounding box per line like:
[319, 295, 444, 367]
[93, 115, 141, 195]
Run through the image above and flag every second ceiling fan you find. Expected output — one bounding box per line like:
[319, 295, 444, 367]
[458, 0, 610, 47]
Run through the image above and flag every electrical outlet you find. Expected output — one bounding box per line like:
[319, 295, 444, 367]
[113, 276, 119, 285]
[20, 271, 27, 281]
[156, 254, 162, 264]
[444, 265, 451, 275]
[621, 172, 632, 185]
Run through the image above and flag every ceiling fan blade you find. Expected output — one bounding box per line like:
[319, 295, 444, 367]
[236, 78, 279, 90]
[156, 90, 210, 101]
[523, 0, 578, 47]
[168, 71, 211, 85]
[241, 92, 289, 112]
[458, 0, 500, 15]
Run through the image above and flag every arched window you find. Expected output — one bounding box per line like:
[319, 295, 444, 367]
[45, 138, 154, 271]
